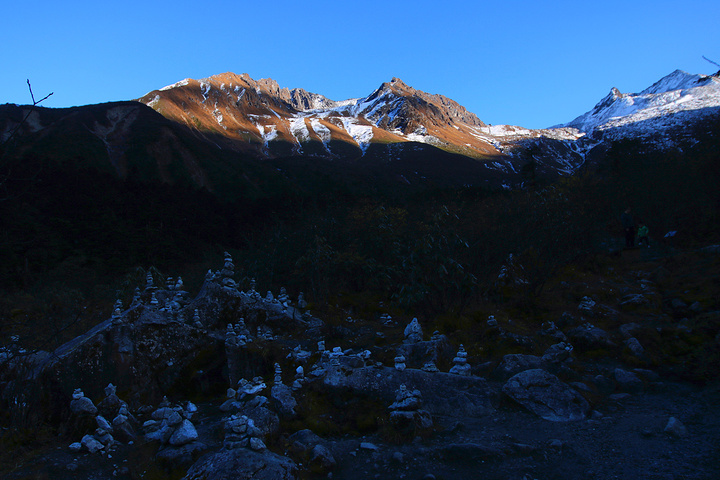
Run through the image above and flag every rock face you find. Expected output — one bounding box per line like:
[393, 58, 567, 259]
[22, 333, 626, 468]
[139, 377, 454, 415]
[502, 369, 590, 422]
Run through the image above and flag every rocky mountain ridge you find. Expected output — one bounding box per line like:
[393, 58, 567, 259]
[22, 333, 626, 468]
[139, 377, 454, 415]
[136, 68, 720, 182]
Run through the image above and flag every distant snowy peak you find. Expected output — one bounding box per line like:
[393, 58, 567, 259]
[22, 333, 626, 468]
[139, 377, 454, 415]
[564, 69, 720, 134]
[639, 69, 715, 95]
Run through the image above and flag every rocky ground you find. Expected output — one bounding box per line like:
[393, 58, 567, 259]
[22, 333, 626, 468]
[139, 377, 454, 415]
[1, 245, 719, 480]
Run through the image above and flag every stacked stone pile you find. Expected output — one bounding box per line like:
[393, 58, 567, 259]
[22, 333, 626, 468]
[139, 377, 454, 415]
[388, 384, 433, 435]
[223, 414, 267, 451]
[449, 345, 471, 376]
[143, 401, 199, 447]
[403, 318, 423, 344]
[223, 376, 268, 412]
[270, 363, 298, 418]
[68, 384, 141, 454]
[397, 318, 454, 369]
[220, 252, 237, 289]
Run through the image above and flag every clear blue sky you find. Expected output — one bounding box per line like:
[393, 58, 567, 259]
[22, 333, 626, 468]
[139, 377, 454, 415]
[3, 0, 719, 129]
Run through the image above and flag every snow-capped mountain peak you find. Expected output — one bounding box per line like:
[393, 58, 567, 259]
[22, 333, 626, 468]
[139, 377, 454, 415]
[563, 69, 720, 135]
[639, 69, 714, 95]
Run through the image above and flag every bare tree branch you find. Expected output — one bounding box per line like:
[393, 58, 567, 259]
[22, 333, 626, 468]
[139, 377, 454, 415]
[1, 80, 54, 157]
[702, 55, 720, 69]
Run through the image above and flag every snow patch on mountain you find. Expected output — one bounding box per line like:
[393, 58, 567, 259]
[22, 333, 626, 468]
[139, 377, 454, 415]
[259, 124, 278, 148]
[340, 118, 373, 153]
[159, 79, 190, 91]
[147, 95, 161, 108]
[309, 119, 331, 143]
[234, 86, 246, 103]
[290, 116, 310, 143]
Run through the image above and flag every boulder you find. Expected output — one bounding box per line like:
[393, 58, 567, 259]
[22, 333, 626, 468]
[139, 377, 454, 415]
[614, 368, 643, 393]
[81, 434, 104, 453]
[664, 417, 688, 438]
[169, 419, 199, 446]
[624, 337, 646, 358]
[70, 396, 97, 415]
[567, 324, 614, 350]
[146, 424, 174, 444]
[619, 294, 649, 309]
[156, 442, 208, 471]
[396, 335, 453, 369]
[541, 343, 573, 364]
[309, 444, 336, 473]
[270, 383, 298, 418]
[182, 446, 297, 480]
[495, 354, 543, 379]
[502, 369, 590, 422]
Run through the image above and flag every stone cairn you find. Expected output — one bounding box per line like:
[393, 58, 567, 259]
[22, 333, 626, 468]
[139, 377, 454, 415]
[257, 325, 274, 341]
[379, 313, 395, 326]
[97, 383, 137, 443]
[403, 318, 423, 344]
[297, 292, 307, 310]
[69, 384, 139, 454]
[143, 401, 199, 448]
[220, 252, 237, 289]
[70, 389, 97, 416]
[248, 278, 262, 300]
[542, 342, 574, 364]
[270, 363, 298, 417]
[292, 366, 306, 390]
[225, 324, 238, 346]
[225, 320, 253, 348]
[192, 309, 203, 329]
[328, 347, 343, 367]
[421, 361, 439, 372]
[227, 377, 268, 409]
[277, 287, 290, 307]
[540, 320, 567, 341]
[394, 354, 407, 371]
[223, 414, 266, 451]
[449, 345, 471, 376]
[111, 300, 124, 326]
[388, 384, 433, 434]
[130, 287, 141, 308]
[274, 363, 283, 385]
[235, 319, 251, 342]
[145, 272, 155, 291]
[162, 276, 188, 315]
